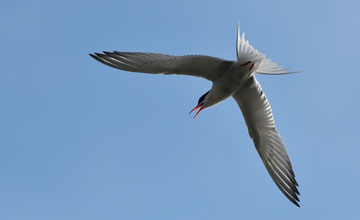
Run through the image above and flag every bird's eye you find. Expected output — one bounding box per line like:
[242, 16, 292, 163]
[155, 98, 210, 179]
[198, 91, 209, 104]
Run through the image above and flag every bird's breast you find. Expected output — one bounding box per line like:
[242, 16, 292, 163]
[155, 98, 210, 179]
[218, 64, 252, 92]
[204, 63, 252, 108]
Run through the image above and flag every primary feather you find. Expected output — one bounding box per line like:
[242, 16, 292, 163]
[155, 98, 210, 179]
[233, 76, 300, 207]
[90, 52, 233, 81]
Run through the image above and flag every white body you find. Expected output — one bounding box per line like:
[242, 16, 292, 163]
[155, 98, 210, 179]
[204, 62, 254, 108]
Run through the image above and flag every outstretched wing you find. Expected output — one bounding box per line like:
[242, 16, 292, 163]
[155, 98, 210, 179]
[232, 76, 300, 207]
[90, 52, 233, 81]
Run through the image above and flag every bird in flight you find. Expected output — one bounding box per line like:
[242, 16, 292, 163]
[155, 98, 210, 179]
[90, 24, 300, 207]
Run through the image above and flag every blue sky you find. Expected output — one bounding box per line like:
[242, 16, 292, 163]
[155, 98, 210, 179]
[1, 0, 360, 219]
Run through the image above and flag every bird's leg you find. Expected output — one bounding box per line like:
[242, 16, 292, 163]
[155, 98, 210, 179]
[241, 61, 254, 71]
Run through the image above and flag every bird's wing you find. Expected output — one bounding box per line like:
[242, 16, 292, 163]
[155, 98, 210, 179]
[90, 52, 233, 81]
[232, 76, 300, 207]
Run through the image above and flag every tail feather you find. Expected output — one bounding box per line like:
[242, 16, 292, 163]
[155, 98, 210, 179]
[236, 23, 264, 65]
[236, 23, 296, 75]
[256, 58, 299, 75]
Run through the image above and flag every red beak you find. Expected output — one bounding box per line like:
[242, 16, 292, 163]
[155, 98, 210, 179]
[189, 104, 204, 118]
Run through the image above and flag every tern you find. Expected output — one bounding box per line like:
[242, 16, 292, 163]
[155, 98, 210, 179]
[90, 24, 300, 207]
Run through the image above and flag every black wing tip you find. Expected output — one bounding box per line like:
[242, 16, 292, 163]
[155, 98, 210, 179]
[95, 52, 104, 57]
[287, 184, 301, 207]
[89, 53, 101, 60]
[287, 193, 300, 207]
[294, 201, 301, 207]
[292, 192, 301, 207]
[90, 52, 113, 57]
[103, 51, 114, 55]
[89, 53, 105, 61]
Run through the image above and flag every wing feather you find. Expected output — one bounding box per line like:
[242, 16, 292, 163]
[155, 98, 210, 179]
[232, 76, 300, 207]
[90, 52, 233, 81]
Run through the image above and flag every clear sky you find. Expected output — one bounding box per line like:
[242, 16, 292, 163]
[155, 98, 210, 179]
[1, 0, 360, 219]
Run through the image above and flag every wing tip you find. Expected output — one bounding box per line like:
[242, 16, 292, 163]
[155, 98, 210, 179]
[103, 51, 112, 55]
[89, 52, 102, 61]
[294, 200, 301, 207]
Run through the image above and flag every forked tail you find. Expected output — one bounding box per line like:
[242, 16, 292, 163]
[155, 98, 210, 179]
[236, 23, 297, 75]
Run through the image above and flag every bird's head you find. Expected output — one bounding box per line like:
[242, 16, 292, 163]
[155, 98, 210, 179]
[189, 91, 209, 118]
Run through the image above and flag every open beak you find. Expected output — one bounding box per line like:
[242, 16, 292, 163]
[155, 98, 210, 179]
[189, 104, 204, 118]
